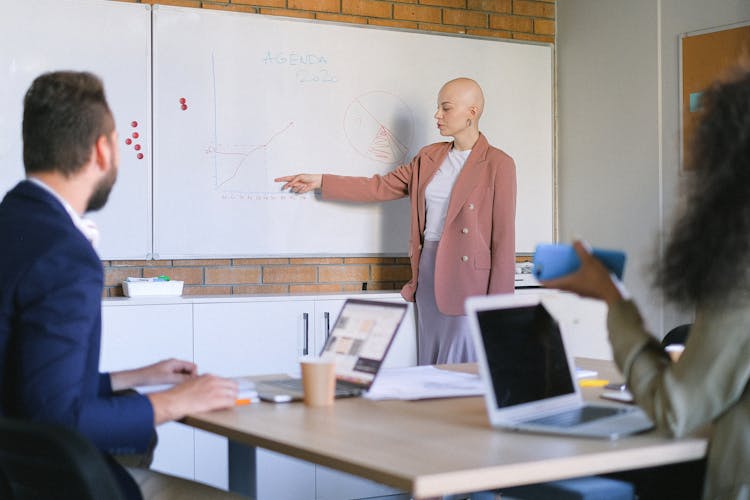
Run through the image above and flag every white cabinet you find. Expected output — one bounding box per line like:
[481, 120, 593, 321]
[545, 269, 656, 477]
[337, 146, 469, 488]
[193, 299, 317, 492]
[100, 293, 417, 498]
[194, 300, 315, 376]
[99, 303, 195, 481]
[192, 295, 416, 498]
[311, 300, 415, 500]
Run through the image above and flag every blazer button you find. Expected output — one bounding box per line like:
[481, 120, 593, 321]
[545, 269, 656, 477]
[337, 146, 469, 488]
[461, 255, 469, 262]
[418, 244, 422, 250]
[462, 228, 469, 234]
[468, 203, 475, 210]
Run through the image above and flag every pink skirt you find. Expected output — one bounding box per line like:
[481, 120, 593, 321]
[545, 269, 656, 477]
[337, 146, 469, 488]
[415, 240, 476, 365]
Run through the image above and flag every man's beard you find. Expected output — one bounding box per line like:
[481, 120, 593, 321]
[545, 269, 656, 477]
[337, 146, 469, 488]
[86, 163, 117, 212]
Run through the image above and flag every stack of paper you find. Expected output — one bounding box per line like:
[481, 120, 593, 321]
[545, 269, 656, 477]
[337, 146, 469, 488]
[365, 366, 484, 401]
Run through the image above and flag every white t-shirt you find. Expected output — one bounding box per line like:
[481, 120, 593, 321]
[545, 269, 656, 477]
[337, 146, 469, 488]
[423, 147, 472, 241]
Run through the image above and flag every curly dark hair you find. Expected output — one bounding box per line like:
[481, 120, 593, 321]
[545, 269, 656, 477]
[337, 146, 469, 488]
[656, 68, 750, 307]
[22, 71, 113, 177]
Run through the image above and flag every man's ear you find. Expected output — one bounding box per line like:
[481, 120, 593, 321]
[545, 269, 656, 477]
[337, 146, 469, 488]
[93, 134, 113, 173]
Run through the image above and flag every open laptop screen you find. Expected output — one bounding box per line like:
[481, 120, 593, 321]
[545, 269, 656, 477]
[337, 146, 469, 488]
[477, 304, 575, 408]
[320, 300, 406, 386]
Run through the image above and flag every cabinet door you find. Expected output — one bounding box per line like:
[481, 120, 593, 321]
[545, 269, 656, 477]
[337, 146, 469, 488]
[194, 300, 315, 376]
[100, 304, 195, 481]
[316, 466, 404, 500]
[542, 294, 613, 360]
[193, 300, 317, 497]
[312, 297, 413, 499]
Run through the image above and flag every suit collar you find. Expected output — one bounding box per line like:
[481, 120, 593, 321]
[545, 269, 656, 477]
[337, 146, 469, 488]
[12, 179, 68, 213]
[8, 180, 76, 230]
[15, 180, 99, 249]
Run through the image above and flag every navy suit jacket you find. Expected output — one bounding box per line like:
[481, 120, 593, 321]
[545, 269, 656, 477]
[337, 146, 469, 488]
[0, 181, 153, 493]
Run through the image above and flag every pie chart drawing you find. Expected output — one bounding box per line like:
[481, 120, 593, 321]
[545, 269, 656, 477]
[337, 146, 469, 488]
[344, 91, 414, 165]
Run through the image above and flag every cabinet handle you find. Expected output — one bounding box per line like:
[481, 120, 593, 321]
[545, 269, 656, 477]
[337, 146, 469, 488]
[324, 312, 331, 341]
[302, 312, 309, 356]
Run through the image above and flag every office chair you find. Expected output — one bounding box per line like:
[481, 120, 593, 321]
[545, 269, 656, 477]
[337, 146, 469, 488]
[662, 323, 691, 346]
[0, 416, 130, 500]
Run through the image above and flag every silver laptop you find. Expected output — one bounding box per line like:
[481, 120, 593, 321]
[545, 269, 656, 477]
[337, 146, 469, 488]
[466, 293, 653, 439]
[255, 299, 408, 402]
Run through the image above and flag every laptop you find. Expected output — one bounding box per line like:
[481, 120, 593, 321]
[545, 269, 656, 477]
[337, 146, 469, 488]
[255, 299, 408, 402]
[466, 293, 653, 439]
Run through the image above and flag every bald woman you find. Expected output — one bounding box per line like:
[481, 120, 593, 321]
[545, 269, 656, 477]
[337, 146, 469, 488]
[276, 78, 516, 365]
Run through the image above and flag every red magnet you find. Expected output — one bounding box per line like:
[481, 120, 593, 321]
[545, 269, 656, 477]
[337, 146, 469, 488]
[179, 97, 186, 104]
[125, 138, 132, 145]
[134, 144, 141, 151]
[137, 153, 144, 160]
[132, 132, 139, 139]
[131, 121, 138, 128]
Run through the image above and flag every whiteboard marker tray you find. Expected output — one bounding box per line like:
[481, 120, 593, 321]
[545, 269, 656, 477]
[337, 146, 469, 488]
[122, 280, 184, 297]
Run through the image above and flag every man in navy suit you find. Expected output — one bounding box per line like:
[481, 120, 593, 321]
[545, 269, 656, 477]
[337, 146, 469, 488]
[0, 72, 243, 499]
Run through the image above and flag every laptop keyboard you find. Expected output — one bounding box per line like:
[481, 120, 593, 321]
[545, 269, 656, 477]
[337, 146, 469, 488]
[263, 379, 304, 391]
[263, 379, 363, 397]
[525, 406, 629, 428]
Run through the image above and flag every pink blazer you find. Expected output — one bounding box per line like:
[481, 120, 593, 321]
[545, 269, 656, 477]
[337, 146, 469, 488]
[321, 133, 516, 315]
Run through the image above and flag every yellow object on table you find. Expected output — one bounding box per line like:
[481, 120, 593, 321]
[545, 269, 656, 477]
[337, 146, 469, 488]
[579, 379, 609, 388]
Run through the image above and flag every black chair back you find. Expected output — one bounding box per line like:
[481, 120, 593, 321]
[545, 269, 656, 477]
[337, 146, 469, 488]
[0, 417, 130, 500]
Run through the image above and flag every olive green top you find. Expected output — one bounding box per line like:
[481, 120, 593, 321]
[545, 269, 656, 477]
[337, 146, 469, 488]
[608, 299, 750, 500]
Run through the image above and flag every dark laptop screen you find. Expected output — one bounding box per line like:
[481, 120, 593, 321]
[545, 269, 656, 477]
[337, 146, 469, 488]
[477, 303, 575, 409]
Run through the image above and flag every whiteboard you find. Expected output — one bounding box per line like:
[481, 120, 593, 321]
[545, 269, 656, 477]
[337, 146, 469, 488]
[0, 0, 152, 260]
[153, 6, 553, 258]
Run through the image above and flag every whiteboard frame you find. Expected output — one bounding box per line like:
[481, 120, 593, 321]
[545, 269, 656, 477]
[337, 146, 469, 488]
[150, 5, 555, 259]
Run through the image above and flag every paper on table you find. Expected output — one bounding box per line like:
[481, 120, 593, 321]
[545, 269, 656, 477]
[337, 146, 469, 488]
[575, 367, 598, 379]
[364, 365, 484, 401]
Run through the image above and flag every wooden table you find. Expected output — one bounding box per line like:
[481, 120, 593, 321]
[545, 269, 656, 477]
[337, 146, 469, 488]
[182, 359, 708, 499]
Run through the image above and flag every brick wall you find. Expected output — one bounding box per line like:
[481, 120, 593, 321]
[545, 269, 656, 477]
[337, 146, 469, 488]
[104, 0, 554, 297]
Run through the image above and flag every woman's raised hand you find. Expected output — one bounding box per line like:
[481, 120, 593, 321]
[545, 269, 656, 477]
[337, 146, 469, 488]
[275, 174, 323, 194]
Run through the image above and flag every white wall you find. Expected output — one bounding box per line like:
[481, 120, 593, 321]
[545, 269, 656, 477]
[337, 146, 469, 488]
[557, 0, 661, 332]
[557, 0, 750, 337]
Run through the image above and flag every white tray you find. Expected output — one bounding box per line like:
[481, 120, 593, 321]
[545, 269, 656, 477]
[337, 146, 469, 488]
[122, 280, 184, 297]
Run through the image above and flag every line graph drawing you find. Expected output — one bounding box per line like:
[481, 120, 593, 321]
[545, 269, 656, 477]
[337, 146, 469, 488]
[207, 52, 295, 196]
[207, 121, 294, 190]
[343, 91, 414, 165]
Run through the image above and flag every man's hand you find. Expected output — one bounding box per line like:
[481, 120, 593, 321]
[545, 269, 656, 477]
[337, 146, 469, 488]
[148, 374, 239, 425]
[110, 358, 197, 391]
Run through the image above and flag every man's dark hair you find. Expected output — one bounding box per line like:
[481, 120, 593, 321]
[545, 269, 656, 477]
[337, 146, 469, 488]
[22, 71, 114, 177]
[655, 67, 750, 307]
